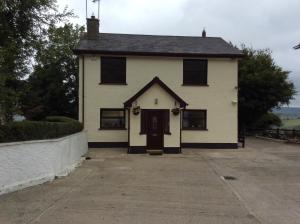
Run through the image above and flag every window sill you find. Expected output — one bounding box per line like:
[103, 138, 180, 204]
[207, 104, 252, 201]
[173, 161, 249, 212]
[182, 84, 209, 87]
[99, 83, 128, 85]
[182, 128, 208, 131]
[99, 128, 127, 131]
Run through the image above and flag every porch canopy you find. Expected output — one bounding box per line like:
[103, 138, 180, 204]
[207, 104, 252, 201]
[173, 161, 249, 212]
[124, 77, 188, 108]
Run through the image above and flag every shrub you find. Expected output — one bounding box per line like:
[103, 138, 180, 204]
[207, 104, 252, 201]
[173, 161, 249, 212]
[250, 112, 282, 129]
[0, 116, 83, 143]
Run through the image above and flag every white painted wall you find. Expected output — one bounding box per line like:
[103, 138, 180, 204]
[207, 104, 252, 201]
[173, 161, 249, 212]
[79, 56, 238, 144]
[0, 132, 88, 195]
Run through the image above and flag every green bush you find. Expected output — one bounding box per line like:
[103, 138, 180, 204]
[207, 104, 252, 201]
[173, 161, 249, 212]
[0, 116, 83, 143]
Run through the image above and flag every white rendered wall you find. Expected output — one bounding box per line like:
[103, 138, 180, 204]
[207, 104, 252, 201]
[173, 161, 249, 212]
[80, 56, 238, 144]
[0, 132, 88, 195]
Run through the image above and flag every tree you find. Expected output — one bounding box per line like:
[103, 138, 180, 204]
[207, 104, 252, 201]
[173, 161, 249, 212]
[0, 0, 72, 124]
[238, 46, 296, 128]
[251, 112, 282, 129]
[21, 24, 84, 120]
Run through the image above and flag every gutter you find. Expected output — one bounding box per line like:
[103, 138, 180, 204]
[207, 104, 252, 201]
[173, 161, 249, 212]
[72, 49, 245, 59]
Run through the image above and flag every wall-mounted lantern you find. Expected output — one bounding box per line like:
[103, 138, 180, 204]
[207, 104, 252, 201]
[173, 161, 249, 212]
[172, 108, 180, 116]
[133, 106, 140, 115]
[172, 101, 180, 116]
[132, 101, 140, 115]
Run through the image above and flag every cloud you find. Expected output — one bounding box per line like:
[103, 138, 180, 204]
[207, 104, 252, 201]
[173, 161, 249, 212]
[58, 0, 300, 107]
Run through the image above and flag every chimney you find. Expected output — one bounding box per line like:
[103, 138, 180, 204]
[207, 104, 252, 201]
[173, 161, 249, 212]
[87, 15, 99, 39]
[202, 29, 206, 38]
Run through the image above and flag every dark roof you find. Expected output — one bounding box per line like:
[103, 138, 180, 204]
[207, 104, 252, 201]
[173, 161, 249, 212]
[124, 77, 188, 108]
[74, 33, 243, 58]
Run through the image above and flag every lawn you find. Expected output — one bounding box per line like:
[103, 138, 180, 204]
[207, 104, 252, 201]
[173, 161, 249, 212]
[281, 119, 300, 130]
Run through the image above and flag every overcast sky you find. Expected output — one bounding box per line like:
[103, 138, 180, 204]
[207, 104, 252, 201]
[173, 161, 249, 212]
[58, 0, 300, 107]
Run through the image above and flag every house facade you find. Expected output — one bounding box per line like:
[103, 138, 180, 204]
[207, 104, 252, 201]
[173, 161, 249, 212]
[74, 17, 243, 153]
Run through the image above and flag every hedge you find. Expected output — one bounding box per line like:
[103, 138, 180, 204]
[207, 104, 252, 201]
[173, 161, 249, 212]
[0, 116, 83, 143]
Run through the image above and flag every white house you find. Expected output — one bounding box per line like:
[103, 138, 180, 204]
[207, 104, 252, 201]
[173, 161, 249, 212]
[73, 16, 244, 154]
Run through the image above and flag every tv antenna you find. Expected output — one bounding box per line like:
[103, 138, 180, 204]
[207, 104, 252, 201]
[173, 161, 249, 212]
[86, 0, 101, 19]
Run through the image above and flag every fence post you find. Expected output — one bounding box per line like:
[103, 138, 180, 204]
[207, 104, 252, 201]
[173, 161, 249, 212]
[276, 128, 280, 139]
[293, 129, 296, 139]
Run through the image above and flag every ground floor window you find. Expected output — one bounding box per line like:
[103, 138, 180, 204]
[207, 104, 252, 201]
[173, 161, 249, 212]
[182, 110, 207, 130]
[100, 109, 126, 129]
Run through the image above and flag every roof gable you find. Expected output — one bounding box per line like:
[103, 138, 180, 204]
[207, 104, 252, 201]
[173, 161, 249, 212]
[124, 77, 188, 108]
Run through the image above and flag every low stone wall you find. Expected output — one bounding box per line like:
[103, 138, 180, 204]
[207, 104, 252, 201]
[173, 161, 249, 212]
[0, 132, 88, 195]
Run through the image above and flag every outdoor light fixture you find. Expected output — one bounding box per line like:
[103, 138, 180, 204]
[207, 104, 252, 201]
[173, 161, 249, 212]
[133, 101, 140, 115]
[133, 106, 140, 115]
[172, 101, 180, 115]
[172, 108, 180, 115]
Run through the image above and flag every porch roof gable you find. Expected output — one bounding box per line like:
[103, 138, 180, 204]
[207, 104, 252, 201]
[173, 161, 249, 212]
[124, 77, 188, 108]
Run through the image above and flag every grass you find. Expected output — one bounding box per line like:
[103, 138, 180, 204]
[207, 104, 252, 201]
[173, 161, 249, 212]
[281, 119, 300, 130]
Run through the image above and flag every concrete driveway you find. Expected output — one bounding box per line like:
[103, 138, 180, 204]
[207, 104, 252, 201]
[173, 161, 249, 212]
[0, 138, 299, 224]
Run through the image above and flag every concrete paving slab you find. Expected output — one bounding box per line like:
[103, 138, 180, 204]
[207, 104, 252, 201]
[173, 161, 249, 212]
[1, 137, 299, 223]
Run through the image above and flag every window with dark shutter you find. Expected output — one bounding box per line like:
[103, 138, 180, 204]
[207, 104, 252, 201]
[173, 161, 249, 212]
[182, 110, 207, 130]
[101, 57, 126, 84]
[183, 59, 207, 85]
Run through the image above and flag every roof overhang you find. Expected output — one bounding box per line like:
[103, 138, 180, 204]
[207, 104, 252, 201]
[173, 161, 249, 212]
[124, 77, 188, 108]
[73, 49, 244, 58]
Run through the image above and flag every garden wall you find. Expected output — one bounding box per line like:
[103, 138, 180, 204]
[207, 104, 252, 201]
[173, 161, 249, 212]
[0, 131, 88, 195]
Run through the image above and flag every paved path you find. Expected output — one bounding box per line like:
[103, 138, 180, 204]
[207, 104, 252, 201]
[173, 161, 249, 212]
[0, 138, 299, 224]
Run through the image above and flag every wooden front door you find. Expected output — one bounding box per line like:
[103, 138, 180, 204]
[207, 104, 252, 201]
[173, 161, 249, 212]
[147, 110, 164, 149]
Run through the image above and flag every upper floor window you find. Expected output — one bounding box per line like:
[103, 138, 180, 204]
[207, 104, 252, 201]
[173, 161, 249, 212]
[183, 59, 207, 85]
[101, 57, 126, 84]
[182, 110, 207, 130]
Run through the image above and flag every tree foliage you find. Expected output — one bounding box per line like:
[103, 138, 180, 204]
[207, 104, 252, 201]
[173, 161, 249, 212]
[21, 24, 84, 120]
[0, 0, 72, 124]
[250, 112, 282, 129]
[238, 46, 296, 128]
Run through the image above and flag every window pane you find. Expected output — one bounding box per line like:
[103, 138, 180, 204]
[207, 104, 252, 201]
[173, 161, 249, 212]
[183, 59, 207, 85]
[101, 109, 125, 129]
[101, 118, 125, 128]
[183, 110, 206, 129]
[101, 57, 126, 83]
[102, 110, 124, 117]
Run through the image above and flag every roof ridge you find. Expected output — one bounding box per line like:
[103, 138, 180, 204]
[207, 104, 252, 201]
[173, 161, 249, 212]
[99, 32, 222, 39]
